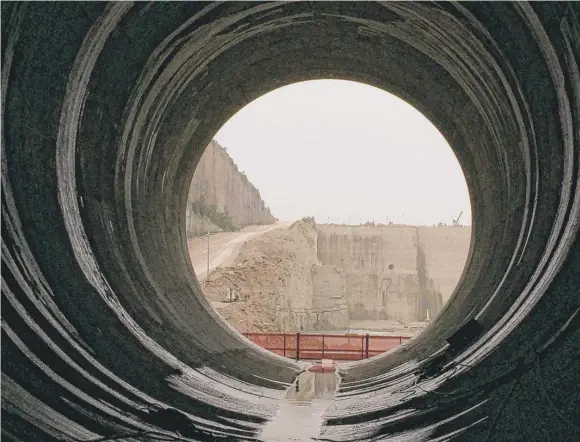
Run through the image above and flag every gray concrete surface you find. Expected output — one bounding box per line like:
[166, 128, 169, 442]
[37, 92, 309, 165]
[2, 2, 579, 442]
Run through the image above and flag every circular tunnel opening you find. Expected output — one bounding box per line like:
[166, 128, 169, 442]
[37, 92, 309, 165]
[2, 2, 578, 441]
[186, 78, 472, 362]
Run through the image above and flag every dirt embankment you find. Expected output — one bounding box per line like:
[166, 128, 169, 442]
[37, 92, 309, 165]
[202, 221, 318, 332]
[194, 222, 470, 333]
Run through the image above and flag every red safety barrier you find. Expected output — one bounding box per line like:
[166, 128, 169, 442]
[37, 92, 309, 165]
[242, 332, 411, 361]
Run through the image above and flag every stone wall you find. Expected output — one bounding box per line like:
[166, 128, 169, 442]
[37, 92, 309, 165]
[199, 223, 468, 332]
[187, 140, 275, 235]
[315, 225, 470, 323]
[202, 221, 348, 332]
[316, 225, 418, 273]
[311, 265, 349, 330]
[417, 226, 472, 303]
[384, 273, 422, 322]
[345, 271, 385, 320]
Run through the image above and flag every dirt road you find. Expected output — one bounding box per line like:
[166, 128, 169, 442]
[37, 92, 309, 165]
[188, 221, 294, 280]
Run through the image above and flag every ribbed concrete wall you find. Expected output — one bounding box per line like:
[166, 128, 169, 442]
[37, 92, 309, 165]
[4, 3, 578, 441]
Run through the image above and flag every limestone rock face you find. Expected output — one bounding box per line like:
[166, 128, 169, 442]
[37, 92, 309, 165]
[187, 140, 275, 236]
[316, 225, 470, 323]
[198, 223, 469, 332]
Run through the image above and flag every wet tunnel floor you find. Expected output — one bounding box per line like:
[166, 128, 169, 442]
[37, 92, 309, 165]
[259, 371, 339, 441]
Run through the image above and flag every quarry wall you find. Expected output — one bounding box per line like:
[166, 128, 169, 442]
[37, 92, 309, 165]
[316, 225, 418, 273]
[417, 226, 472, 304]
[316, 225, 470, 323]
[198, 223, 469, 333]
[184, 143, 469, 328]
[202, 222, 348, 332]
[204, 224, 469, 333]
[186, 140, 275, 235]
[310, 265, 349, 330]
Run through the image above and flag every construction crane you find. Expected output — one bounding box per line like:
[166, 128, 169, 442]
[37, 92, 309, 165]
[453, 211, 463, 226]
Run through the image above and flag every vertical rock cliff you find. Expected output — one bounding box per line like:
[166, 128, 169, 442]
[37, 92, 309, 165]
[187, 140, 275, 236]
[194, 223, 469, 332]
[201, 221, 347, 332]
[316, 225, 470, 323]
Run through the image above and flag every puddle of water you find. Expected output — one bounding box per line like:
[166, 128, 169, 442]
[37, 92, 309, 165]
[259, 371, 339, 441]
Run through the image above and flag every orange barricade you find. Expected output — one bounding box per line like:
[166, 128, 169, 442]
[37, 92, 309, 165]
[243, 332, 410, 361]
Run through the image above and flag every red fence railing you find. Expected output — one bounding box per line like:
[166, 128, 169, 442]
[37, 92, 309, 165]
[242, 332, 411, 361]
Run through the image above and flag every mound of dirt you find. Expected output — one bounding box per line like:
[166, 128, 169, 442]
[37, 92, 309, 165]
[202, 221, 318, 333]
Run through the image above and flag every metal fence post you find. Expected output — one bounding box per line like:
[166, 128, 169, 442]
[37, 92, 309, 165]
[365, 333, 370, 359]
[242, 332, 409, 361]
[296, 332, 300, 361]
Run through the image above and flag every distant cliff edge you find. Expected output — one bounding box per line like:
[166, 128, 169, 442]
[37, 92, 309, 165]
[187, 140, 276, 236]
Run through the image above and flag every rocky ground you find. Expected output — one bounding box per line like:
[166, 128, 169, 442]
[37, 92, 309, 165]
[189, 220, 467, 335]
[197, 221, 318, 333]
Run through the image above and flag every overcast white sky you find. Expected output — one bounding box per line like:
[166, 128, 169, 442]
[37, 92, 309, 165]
[214, 80, 471, 226]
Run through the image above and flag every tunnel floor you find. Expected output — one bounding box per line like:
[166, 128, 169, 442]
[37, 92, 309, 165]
[259, 371, 339, 441]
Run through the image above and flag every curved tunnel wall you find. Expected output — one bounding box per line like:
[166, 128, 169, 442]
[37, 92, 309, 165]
[1, 2, 579, 441]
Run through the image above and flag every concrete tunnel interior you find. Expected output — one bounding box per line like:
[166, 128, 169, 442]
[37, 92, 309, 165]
[1, 2, 579, 441]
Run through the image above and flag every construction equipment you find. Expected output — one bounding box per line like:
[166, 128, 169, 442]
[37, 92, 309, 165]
[452, 211, 463, 226]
